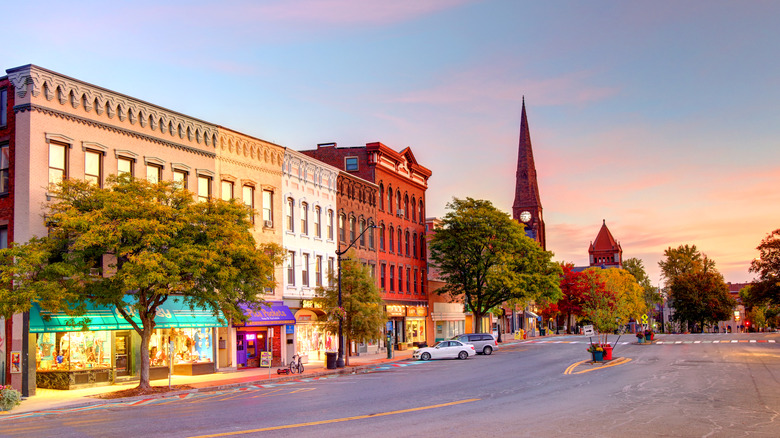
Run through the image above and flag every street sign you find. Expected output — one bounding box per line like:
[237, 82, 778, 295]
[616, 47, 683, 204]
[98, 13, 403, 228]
[641, 314, 648, 324]
[583, 325, 595, 336]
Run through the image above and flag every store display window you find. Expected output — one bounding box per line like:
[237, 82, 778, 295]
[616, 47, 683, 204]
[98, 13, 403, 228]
[405, 319, 426, 345]
[149, 328, 213, 366]
[36, 331, 111, 371]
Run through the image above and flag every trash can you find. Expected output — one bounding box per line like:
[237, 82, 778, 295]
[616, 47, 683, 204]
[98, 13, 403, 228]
[540, 328, 546, 336]
[326, 351, 338, 369]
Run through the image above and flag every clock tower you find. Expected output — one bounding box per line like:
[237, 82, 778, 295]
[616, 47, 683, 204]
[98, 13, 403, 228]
[512, 98, 546, 250]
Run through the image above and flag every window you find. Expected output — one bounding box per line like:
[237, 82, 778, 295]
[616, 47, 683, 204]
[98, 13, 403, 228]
[0, 88, 6, 127]
[388, 226, 394, 253]
[389, 266, 395, 292]
[359, 219, 366, 247]
[328, 257, 335, 286]
[146, 164, 162, 184]
[287, 251, 296, 285]
[301, 202, 309, 235]
[173, 169, 188, 189]
[414, 268, 418, 294]
[118, 156, 134, 176]
[411, 196, 416, 222]
[221, 180, 234, 201]
[198, 175, 212, 202]
[0, 144, 9, 194]
[387, 189, 393, 213]
[421, 269, 426, 295]
[49, 142, 68, 187]
[380, 264, 386, 290]
[242, 185, 254, 223]
[398, 267, 403, 293]
[0, 226, 7, 249]
[286, 198, 295, 232]
[349, 216, 356, 242]
[406, 267, 411, 294]
[327, 209, 334, 240]
[379, 225, 385, 251]
[379, 184, 384, 210]
[404, 195, 409, 219]
[368, 224, 375, 250]
[405, 231, 410, 256]
[419, 200, 424, 224]
[396, 189, 401, 211]
[302, 253, 310, 287]
[316, 256, 323, 286]
[262, 190, 273, 225]
[397, 228, 402, 254]
[345, 157, 358, 171]
[339, 213, 346, 242]
[314, 206, 322, 238]
[412, 233, 418, 259]
[83, 149, 102, 187]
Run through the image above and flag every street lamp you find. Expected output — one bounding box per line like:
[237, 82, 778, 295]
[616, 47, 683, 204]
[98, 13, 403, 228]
[335, 221, 376, 368]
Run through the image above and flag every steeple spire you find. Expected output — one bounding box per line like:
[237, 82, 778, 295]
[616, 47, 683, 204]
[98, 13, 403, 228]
[512, 98, 546, 249]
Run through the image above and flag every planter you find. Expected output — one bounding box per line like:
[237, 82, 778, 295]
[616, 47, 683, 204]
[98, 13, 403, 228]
[591, 351, 604, 362]
[602, 345, 613, 361]
[637, 336, 645, 344]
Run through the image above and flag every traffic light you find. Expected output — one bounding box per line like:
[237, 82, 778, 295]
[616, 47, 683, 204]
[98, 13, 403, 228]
[746, 321, 750, 327]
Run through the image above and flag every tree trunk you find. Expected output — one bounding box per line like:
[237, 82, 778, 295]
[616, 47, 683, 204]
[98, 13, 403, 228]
[473, 311, 482, 333]
[137, 318, 153, 389]
[345, 335, 350, 367]
[566, 312, 572, 334]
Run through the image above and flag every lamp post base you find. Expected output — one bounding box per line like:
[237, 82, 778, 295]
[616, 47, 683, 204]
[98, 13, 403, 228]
[336, 356, 345, 368]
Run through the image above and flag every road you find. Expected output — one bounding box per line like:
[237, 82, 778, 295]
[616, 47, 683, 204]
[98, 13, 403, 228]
[3, 333, 779, 437]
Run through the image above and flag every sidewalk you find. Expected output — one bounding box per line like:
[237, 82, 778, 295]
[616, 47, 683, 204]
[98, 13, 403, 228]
[2, 349, 416, 416]
[3, 335, 538, 416]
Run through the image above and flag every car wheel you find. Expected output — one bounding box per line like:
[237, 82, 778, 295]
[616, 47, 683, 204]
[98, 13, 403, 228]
[483, 346, 493, 355]
[458, 351, 468, 360]
[421, 352, 431, 361]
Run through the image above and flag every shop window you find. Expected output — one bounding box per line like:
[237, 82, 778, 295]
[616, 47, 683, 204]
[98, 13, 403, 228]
[36, 331, 111, 373]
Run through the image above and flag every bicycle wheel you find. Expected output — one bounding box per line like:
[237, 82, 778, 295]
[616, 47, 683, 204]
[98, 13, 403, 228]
[289, 361, 296, 373]
[299, 363, 304, 373]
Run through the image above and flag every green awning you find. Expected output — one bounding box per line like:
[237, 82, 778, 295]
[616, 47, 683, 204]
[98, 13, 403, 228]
[30, 299, 227, 333]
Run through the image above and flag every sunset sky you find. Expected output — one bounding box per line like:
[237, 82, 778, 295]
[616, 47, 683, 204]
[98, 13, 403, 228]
[4, 0, 779, 285]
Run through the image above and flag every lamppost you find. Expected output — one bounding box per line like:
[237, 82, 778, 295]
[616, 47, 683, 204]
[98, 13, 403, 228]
[335, 221, 376, 368]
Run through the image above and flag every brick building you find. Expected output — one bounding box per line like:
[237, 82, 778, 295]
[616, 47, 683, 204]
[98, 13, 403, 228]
[1, 75, 14, 389]
[301, 142, 432, 348]
[588, 220, 623, 268]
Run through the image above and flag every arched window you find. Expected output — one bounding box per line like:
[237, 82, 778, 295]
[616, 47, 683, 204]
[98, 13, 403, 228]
[404, 194, 409, 219]
[349, 216, 356, 242]
[359, 218, 366, 247]
[379, 224, 386, 251]
[301, 202, 309, 235]
[405, 231, 410, 256]
[396, 189, 401, 212]
[412, 233, 417, 259]
[388, 226, 395, 253]
[388, 188, 393, 213]
[411, 196, 416, 222]
[418, 200, 424, 224]
[339, 213, 346, 242]
[397, 228, 402, 254]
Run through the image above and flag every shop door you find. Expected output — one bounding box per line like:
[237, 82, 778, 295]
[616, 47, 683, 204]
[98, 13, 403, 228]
[115, 332, 129, 377]
[236, 333, 247, 366]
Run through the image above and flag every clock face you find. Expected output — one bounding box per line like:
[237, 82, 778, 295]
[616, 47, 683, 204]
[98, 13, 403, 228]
[520, 211, 532, 223]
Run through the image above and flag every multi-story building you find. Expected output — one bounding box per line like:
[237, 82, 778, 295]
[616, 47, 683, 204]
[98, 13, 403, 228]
[300, 142, 432, 349]
[1, 64, 291, 393]
[281, 148, 339, 364]
[588, 220, 623, 268]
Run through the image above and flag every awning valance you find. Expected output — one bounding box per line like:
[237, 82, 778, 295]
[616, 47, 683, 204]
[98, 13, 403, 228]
[29, 298, 227, 333]
[238, 302, 296, 326]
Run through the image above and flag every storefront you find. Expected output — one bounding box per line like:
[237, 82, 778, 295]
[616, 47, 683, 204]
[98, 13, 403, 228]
[431, 302, 466, 342]
[30, 299, 224, 389]
[386, 302, 428, 349]
[293, 309, 335, 363]
[236, 302, 296, 368]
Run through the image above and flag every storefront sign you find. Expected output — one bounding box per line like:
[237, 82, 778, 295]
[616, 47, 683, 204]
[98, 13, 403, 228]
[407, 306, 428, 317]
[386, 305, 406, 317]
[239, 302, 296, 326]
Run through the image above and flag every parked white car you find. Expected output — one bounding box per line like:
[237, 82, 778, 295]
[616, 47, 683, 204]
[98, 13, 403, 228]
[412, 340, 476, 360]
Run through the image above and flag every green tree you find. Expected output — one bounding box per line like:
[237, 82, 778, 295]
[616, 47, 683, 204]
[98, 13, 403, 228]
[313, 249, 386, 366]
[623, 257, 661, 307]
[429, 198, 562, 332]
[658, 244, 715, 285]
[579, 269, 616, 344]
[0, 175, 283, 389]
[749, 229, 780, 306]
[668, 269, 736, 332]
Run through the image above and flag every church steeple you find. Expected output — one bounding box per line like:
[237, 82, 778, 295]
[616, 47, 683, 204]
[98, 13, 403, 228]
[512, 97, 546, 250]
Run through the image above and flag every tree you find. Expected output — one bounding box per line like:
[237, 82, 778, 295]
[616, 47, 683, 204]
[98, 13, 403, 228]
[579, 269, 616, 344]
[0, 175, 283, 389]
[749, 229, 780, 306]
[668, 269, 736, 332]
[429, 198, 562, 333]
[623, 257, 661, 307]
[313, 249, 385, 366]
[597, 267, 648, 326]
[658, 244, 715, 285]
[556, 263, 591, 333]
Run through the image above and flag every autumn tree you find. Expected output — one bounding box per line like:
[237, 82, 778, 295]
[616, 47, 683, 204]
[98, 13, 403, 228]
[313, 249, 385, 366]
[623, 257, 661, 308]
[0, 175, 283, 389]
[429, 198, 562, 333]
[658, 244, 715, 286]
[668, 269, 736, 332]
[556, 263, 591, 333]
[749, 229, 780, 306]
[579, 269, 616, 344]
[597, 267, 648, 325]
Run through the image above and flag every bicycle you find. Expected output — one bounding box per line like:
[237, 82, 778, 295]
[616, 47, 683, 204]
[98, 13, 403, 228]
[289, 353, 304, 374]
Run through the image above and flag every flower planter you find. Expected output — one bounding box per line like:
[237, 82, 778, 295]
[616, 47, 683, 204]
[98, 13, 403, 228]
[591, 351, 604, 362]
[602, 345, 613, 361]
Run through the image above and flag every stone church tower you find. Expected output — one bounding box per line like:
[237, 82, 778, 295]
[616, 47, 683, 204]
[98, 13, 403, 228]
[588, 220, 623, 268]
[512, 98, 546, 250]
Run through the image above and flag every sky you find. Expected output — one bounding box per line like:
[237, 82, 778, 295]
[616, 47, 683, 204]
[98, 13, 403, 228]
[4, 0, 779, 286]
